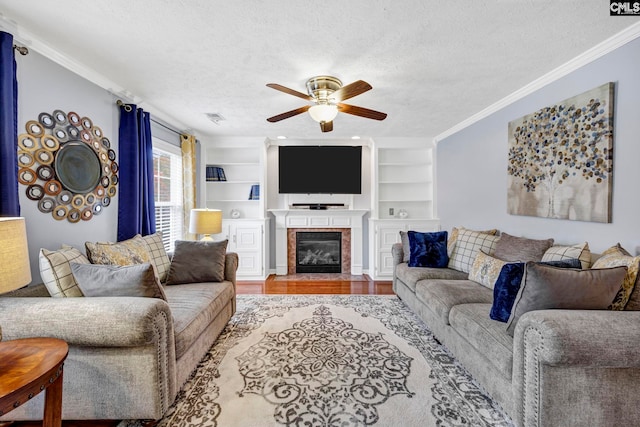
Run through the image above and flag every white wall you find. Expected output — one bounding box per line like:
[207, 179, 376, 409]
[437, 37, 640, 254]
[16, 51, 119, 284]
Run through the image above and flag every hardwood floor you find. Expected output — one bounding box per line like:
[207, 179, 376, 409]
[237, 274, 393, 295]
[4, 275, 393, 427]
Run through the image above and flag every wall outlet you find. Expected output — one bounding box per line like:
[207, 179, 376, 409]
[389, 208, 394, 216]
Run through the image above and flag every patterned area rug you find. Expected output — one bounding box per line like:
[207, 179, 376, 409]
[120, 295, 514, 427]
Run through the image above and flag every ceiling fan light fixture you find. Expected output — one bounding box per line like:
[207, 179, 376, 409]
[308, 104, 338, 123]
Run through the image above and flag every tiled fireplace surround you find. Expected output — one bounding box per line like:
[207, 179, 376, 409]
[270, 209, 368, 275]
[287, 228, 351, 274]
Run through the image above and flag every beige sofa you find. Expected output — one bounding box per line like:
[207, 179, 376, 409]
[393, 236, 640, 427]
[0, 251, 238, 423]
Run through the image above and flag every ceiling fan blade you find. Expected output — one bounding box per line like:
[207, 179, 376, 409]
[266, 83, 313, 101]
[320, 121, 333, 132]
[337, 103, 387, 121]
[330, 80, 372, 102]
[267, 105, 310, 122]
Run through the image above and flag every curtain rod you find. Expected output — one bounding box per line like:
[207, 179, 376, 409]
[115, 99, 187, 137]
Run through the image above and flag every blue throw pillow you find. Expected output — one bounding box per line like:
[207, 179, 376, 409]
[490, 258, 582, 322]
[490, 263, 525, 322]
[408, 231, 448, 268]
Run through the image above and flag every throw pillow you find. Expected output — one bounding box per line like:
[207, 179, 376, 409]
[468, 251, 508, 290]
[493, 232, 554, 262]
[165, 240, 228, 285]
[506, 262, 626, 336]
[490, 263, 525, 322]
[139, 232, 171, 283]
[591, 243, 640, 310]
[490, 258, 583, 323]
[447, 226, 499, 258]
[71, 263, 166, 300]
[541, 242, 592, 269]
[407, 231, 448, 268]
[448, 229, 500, 273]
[399, 231, 410, 263]
[85, 236, 152, 266]
[39, 245, 90, 297]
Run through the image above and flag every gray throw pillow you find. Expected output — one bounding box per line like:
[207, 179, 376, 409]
[399, 231, 410, 263]
[165, 240, 228, 285]
[70, 262, 166, 300]
[506, 262, 626, 336]
[493, 232, 554, 262]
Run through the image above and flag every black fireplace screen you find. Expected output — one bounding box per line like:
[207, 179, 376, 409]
[296, 232, 342, 273]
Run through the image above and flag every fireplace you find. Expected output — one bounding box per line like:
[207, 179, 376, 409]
[295, 231, 342, 273]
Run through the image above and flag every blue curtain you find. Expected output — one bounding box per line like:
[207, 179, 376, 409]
[0, 32, 20, 216]
[117, 104, 156, 241]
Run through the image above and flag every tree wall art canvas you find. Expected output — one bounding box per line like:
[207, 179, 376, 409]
[507, 82, 614, 223]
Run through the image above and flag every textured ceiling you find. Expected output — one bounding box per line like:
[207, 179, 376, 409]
[1, 1, 638, 140]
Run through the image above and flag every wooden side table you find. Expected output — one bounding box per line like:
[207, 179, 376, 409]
[0, 338, 68, 427]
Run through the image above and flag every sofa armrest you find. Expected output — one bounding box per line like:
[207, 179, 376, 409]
[514, 309, 640, 367]
[0, 296, 173, 347]
[225, 252, 239, 286]
[513, 309, 640, 427]
[392, 243, 404, 266]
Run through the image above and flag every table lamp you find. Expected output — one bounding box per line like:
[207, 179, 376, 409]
[189, 209, 222, 241]
[0, 217, 31, 296]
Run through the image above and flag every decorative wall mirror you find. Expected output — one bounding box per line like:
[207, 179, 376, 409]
[17, 110, 118, 222]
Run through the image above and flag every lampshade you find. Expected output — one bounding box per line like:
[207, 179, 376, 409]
[189, 209, 222, 241]
[0, 217, 32, 293]
[308, 104, 339, 123]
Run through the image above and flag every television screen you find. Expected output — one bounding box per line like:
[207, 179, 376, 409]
[279, 146, 362, 194]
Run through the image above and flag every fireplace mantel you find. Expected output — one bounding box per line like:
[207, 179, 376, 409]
[269, 209, 369, 275]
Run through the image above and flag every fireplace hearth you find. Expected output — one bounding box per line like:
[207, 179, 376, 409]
[296, 231, 342, 273]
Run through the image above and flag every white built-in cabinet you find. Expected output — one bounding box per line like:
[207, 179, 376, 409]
[368, 143, 437, 280]
[216, 219, 265, 279]
[203, 141, 268, 279]
[375, 147, 434, 219]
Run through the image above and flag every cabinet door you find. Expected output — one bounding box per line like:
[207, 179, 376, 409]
[376, 225, 403, 276]
[232, 224, 263, 277]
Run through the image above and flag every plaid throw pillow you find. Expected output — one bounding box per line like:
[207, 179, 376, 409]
[448, 229, 500, 273]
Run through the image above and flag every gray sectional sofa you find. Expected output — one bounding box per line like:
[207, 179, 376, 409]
[392, 238, 640, 427]
[0, 248, 238, 423]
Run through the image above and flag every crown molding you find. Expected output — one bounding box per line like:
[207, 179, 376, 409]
[434, 22, 640, 145]
[0, 14, 189, 134]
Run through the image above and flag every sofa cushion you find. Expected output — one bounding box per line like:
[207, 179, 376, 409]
[447, 226, 499, 258]
[415, 279, 493, 325]
[542, 242, 591, 269]
[449, 303, 514, 379]
[39, 245, 90, 297]
[490, 263, 526, 322]
[490, 259, 583, 323]
[448, 229, 500, 273]
[71, 262, 167, 300]
[85, 236, 152, 266]
[468, 251, 509, 290]
[139, 232, 171, 283]
[166, 240, 228, 285]
[493, 232, 553, 262]
[506, 263, 626, 336]
[408, 230, 448, 268]
[164, 281, 235, 359]
[591, 243, 640, 310]
[395, 263, 468, 293]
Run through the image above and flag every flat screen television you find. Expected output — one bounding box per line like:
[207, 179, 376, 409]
[279, 145, 362, 194]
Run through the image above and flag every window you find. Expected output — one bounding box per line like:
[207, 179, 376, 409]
[153, 139, 183, 252]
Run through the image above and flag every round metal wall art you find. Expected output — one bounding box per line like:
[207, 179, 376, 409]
[18, 110, 118, 222]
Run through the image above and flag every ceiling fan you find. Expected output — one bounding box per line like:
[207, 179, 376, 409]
[266, 76, 387, 132]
